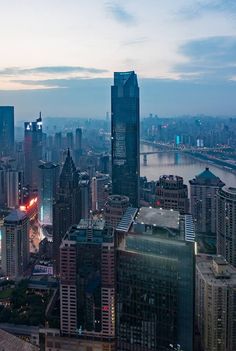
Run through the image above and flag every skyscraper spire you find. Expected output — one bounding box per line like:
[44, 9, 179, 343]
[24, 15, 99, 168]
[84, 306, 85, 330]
[59, 149, 76, 189]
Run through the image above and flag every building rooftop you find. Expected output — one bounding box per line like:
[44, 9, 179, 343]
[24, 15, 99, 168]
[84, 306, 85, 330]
[196, 254, 236, 285]
[221, 186, 236, 195]
[0, 329, 39, 351]
[4, 209, 27, 223]
[114, 71, 136, 87]
[116, 207, 138, 232]
[38, 161, 59, 169]
[63, 218, 110, 244]
[189, 167, 224, 186]
[134, 207, 180, 230]
[77, 218, 105, 231]
[159, 174, 184, 182]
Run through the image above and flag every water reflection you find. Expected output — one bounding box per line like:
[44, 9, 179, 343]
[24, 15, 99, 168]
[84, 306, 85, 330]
[140, 145, 236, 188]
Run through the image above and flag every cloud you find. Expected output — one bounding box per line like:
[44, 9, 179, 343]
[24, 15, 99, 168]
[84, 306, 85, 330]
[1, 78, 236, 120]
[179, 0, 236, 19]
[174, 36, 236, 81]
[122, 37, 148, 46]
[105, 2, 135, 24]
[0, 66, 107, 76]
[12, 77, 89, 89]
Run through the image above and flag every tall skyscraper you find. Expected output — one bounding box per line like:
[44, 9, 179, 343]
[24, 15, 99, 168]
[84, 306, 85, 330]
[116, 207, 195, 351]
[38, 162, 59, 226]
[196, 254, 236, 351]
[74, 128, 83, 166]
[217, 186, 236, 267]
[78, 171, 90, 220]
[66, 132, 74, 150]
[189, 167, 224, 237]
[2, 209, 29, 279]
[111, 71, 140, 207]
[75, 127, 82, 150]
[24, 115, 43, 192]
[155, 175, 189, 213]
[91, 172, 110, 211]
[53, 150, 81, 275]
[0, 106, 14, 157]
[60, 219, 115, 341]
[6, 169, 23, 209]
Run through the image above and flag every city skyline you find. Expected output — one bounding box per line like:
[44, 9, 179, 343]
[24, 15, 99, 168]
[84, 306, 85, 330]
[1, 0, 236, 119]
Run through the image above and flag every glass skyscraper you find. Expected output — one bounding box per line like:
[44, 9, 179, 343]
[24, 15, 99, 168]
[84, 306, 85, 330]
[116, 207, 195, 351]
[24, 115, 43, 193]
[0, 106, 14, 157]
[38, 162, 59, 226]
[111, 71, 140, 207]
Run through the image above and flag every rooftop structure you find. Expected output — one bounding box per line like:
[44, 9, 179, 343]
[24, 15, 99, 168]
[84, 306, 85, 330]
[190, 167, 224, 186]
[0, 329, 39, 351]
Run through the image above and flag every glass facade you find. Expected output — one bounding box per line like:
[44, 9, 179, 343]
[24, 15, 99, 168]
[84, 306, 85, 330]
[111, 71, 140, 207]
[38, 162, 59, 226]
[0, 106, 14, 157]
[117, 234, 195, 351]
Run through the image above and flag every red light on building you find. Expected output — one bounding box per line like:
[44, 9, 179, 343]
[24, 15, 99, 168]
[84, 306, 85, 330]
[102, 305, 109, 311]
[156, 200, 161, 206]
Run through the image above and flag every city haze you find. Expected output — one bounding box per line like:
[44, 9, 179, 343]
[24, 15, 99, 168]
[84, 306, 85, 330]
[1, 0, 236, 119]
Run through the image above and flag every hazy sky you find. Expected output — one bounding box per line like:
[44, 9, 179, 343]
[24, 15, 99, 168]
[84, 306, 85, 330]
[0, 0, 236, 119]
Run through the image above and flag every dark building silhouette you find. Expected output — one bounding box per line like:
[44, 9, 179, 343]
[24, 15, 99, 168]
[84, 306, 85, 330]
[53, 150, 80, 275]
[75, 127, 82, 150]
[74, 127, 82, 166]
[0, 106, 14, 157]
[24, 115, 43, 193]
[111, 71, 140, 207]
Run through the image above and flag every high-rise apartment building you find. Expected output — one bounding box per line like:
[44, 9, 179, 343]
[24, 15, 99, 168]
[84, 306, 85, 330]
[91, 173, 110, 211]
[189, 167, 224, 236]
[2, 209, 29, 279]
[38, 162, 59, 226]
[217, 186, 236, 267]
[6, 169, 23, 209]
[104, 194, 129, 229]
[116, 207, 195, 351]
[0, 106, 14, 157]
[53, 150, 81, 275]
[60, 219, 115, 341]
[196, 254, 236, 351]
[155, 175, 189, 213]
[78, 171, 90, 220]
[111, 71, 140, 207]
[24, 115, 43, 192]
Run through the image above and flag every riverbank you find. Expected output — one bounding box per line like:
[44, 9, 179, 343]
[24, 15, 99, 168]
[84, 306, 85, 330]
[185, 151, 236, 176]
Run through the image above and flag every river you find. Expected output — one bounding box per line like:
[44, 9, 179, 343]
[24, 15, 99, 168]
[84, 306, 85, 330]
[140, 144, 236, 188]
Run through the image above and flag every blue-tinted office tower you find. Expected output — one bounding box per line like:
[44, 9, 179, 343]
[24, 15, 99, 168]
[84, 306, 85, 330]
[111, 71, 140, 207]
[0, 106, 14, 157]
[38, 162, 59, 226]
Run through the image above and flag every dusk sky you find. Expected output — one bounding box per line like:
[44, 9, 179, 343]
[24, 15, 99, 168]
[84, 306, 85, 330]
[1, 0, 236, 120]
